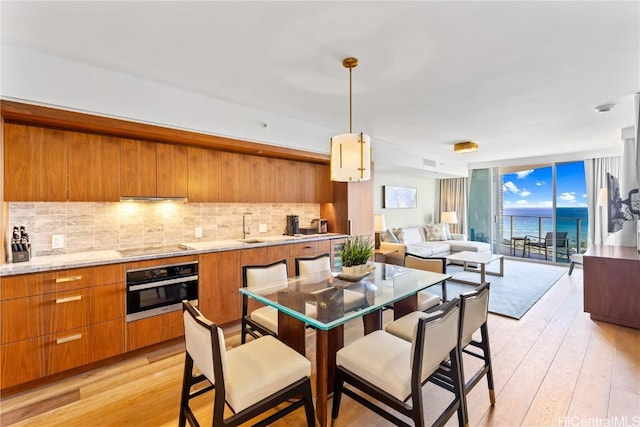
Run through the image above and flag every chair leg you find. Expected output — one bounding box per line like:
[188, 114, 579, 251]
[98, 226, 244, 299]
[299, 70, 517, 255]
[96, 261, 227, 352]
[568, 262, 575, 275]
[302, 380, 315, 427]
[480, 325, 496, 405]
[179, 355, 194, 427]
[331, 368, 345, 419]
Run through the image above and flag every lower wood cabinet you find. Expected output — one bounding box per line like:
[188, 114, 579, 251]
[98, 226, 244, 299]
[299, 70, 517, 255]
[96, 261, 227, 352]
[198, 251, 242, 324]
[126, 311, 184, 352]
[0, 265, 125, 390]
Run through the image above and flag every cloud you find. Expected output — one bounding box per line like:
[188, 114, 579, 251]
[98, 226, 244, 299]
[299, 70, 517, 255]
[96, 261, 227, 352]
[516, 170, 534, 179]
[560, 192, 576, 202]
[539, 200, 553, 207]
[520, 190, 531, 197]
[503, 181, 520, 193]
[535, 181, 544, 186]
[582, 193, 587, 198]
[516, 200, 529, 205]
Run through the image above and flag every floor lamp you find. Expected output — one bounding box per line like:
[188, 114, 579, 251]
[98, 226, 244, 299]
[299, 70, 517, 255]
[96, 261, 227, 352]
[597, 188, 608, 245]
[374, 215, 386, 249]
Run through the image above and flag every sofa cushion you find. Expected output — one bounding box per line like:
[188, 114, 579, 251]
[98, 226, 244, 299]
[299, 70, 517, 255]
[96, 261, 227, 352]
[424, 223, 447, 241]
[392, 227, 404, 243]
[406, 241, 450, 258]
[403, 226, 425, 244]
[381, 229, 399, 243]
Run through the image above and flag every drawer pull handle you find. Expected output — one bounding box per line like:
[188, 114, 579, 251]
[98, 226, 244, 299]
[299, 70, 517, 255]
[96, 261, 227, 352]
[56, 334, 82, 344]
[55, 276, 82, 283]
[56, 295, 82, 304]
[304, 246, 313, 249]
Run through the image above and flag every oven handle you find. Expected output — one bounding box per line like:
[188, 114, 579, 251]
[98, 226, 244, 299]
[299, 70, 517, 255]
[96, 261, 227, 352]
[128, 275, 198, 291]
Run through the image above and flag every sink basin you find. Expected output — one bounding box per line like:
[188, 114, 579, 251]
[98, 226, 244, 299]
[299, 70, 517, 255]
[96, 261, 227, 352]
[237, 238, 265, 244]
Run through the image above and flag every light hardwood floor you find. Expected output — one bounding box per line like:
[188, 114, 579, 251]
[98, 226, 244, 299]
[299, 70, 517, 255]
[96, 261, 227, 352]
[1, 267, 639, 426]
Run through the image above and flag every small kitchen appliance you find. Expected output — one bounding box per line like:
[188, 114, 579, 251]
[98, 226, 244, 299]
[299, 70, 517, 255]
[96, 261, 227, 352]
[311, 218, 328, 234]
[285, 215, 299, 236]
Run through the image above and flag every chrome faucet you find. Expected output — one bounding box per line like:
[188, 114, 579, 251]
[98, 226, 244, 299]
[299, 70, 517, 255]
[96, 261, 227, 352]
[242, 212, 253, 239]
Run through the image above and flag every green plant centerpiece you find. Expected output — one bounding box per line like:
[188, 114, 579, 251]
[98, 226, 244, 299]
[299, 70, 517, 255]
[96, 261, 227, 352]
[340, 236, 375, 276]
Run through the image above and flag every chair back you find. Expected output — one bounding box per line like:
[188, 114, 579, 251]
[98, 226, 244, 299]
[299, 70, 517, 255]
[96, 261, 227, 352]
[555, 232, 568, 248]
[182, 301, 227, 387]
[404, 255, 446, 274]
[295, 253, 331, 276]
[411, 298, 460, 382]
[243, 259, 288, 291]
[460, 282, 490, 347]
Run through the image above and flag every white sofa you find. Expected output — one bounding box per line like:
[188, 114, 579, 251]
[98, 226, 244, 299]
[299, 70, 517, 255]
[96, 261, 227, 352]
[379, 224, 491, 263]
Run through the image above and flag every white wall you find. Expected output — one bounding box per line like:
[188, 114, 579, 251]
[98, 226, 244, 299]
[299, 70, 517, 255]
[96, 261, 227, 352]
[374, 171, 439, 230]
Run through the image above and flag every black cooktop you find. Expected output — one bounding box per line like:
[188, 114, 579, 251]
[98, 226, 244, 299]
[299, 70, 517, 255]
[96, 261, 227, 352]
[117, 245, 189, 257]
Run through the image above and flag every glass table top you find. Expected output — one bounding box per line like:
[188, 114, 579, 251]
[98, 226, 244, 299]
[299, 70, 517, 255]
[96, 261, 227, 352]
[239, 262, 449, 330]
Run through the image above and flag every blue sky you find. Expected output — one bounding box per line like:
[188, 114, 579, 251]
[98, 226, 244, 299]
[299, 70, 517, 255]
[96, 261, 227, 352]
[502, 162, 587, 209]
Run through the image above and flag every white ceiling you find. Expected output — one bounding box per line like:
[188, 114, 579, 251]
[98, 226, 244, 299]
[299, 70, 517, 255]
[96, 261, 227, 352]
[1, 1, 639, 171]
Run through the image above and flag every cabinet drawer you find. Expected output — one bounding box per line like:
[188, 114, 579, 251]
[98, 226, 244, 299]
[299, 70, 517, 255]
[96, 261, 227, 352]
[1, 337, 46, 389]
[316, 240, 331, 254]
[47, 288, 91, 334]
[289, 241, 319, 257]
[1, 274, 44, 299]
[46, 326, 90, 375]
[126, 310, 184, 352]
[88, 319, 125, 364]
[1, 295, 46, 344]
[45, 264, 124, 291]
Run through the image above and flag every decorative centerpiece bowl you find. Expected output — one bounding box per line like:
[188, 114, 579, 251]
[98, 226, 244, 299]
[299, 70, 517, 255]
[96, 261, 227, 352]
[340, 236, 375, 277]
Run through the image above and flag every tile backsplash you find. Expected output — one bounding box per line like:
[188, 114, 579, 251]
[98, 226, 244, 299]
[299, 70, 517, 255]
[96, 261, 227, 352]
[6, 202, 320, 259]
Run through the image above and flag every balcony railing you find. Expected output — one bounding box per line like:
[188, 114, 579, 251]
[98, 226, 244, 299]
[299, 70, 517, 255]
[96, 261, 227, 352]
[500, 214, 586, 262]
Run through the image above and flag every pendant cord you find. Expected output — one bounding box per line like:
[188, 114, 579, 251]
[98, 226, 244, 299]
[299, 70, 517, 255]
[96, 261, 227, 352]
[349, 66, 353, 134]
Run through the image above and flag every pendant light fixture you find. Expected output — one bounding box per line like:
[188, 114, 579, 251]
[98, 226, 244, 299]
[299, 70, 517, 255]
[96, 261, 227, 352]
[330, 57, 371, 182]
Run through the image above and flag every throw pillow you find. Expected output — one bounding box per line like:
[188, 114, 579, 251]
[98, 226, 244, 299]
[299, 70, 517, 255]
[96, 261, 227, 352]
[441, 223, 452, 240]
[425, 223, 446, 241]
[392, 227, 405, 243]
[381, 230, 399, 243]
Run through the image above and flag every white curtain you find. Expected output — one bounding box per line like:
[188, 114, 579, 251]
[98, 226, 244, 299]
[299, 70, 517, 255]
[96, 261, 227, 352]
[585, 156, 621, 245]
[440, 178, 468, 235]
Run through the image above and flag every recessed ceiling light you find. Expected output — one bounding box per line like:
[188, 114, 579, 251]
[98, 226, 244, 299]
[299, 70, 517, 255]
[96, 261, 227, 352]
[594, 103, 615, 113]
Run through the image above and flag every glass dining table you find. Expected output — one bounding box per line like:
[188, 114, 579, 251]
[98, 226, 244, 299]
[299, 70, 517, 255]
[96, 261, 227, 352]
[239, 262, 450, 427]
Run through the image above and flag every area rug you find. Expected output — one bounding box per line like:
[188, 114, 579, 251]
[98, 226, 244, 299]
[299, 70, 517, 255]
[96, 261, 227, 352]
[433, 259, 568, 319]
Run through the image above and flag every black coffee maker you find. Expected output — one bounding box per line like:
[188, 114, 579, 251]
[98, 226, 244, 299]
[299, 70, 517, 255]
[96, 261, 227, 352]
[285, 215, 299, 236]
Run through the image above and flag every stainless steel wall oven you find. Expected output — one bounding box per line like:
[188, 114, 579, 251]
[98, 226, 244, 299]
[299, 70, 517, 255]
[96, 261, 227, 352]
[126, 261, 198, 322]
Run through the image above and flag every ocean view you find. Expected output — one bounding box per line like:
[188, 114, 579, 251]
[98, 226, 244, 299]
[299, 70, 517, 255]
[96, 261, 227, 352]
[502, 207, 589, 251]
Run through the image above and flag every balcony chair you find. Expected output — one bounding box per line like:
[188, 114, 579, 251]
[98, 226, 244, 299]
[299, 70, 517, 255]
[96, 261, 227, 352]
[179, 301, 315, 427]
[524, 232, 569, 260]
[385, 282, 495, 426]
[332, 298, 466, 427]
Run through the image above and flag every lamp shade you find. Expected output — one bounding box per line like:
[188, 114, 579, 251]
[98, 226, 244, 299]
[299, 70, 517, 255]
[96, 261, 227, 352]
[374, 214, 387, 232]
[441, 211, 458, 224]
[330, 132, 371, 182]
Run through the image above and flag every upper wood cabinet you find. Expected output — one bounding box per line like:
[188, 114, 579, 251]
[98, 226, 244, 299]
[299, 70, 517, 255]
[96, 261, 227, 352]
[157, 143, 188, 197]
[315, 164, 333, 203]
[120, 139, 156, 197]
[321, 179, 373, 237]
[120, 139, 187, 198]
[68, 132, 120, 201]
[3, 124, 67, 201]
[187, 146, 221, 202]
[219, 151, 250, 202]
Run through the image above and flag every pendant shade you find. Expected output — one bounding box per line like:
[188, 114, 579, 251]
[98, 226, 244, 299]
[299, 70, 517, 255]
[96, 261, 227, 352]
[330, 132, 371, 182]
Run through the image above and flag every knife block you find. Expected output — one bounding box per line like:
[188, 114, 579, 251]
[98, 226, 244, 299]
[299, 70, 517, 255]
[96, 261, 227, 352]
[12, 248, 30, 263]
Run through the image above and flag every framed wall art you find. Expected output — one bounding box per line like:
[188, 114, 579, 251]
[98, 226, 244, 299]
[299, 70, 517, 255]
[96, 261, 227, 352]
[383, 185, 417, 209]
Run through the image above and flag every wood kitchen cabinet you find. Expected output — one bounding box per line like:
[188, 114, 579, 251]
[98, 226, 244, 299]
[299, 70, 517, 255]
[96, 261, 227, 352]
[187, 146, 221, 202]
[198, 251, 242, 324]
[316, 164, 333, 203]
[3, 123, 68, 201]
[321, 179, 374, 237]
[68, 131, 120, 201]
[120, 139, 188, 198]
[219, 151, 251, 202]
[0, 264, 125, 390]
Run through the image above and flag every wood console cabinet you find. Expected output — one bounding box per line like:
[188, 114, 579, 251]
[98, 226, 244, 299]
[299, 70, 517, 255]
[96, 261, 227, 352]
[583, 244, 640, 329]
[0, 264, 125, 389]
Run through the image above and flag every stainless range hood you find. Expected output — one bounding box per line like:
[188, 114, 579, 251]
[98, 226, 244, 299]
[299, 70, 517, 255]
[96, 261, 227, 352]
[119, 196, 188, 202]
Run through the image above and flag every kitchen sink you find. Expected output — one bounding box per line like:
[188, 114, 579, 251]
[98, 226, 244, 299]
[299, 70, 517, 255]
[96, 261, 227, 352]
[237, 238, 265, 244]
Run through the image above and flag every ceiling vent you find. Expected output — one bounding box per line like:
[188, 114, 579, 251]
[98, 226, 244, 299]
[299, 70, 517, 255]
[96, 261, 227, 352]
[423, 158, 437, 168]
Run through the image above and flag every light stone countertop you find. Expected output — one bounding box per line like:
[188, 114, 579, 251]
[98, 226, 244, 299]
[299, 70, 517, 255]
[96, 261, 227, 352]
[0, 233, 347, 277]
